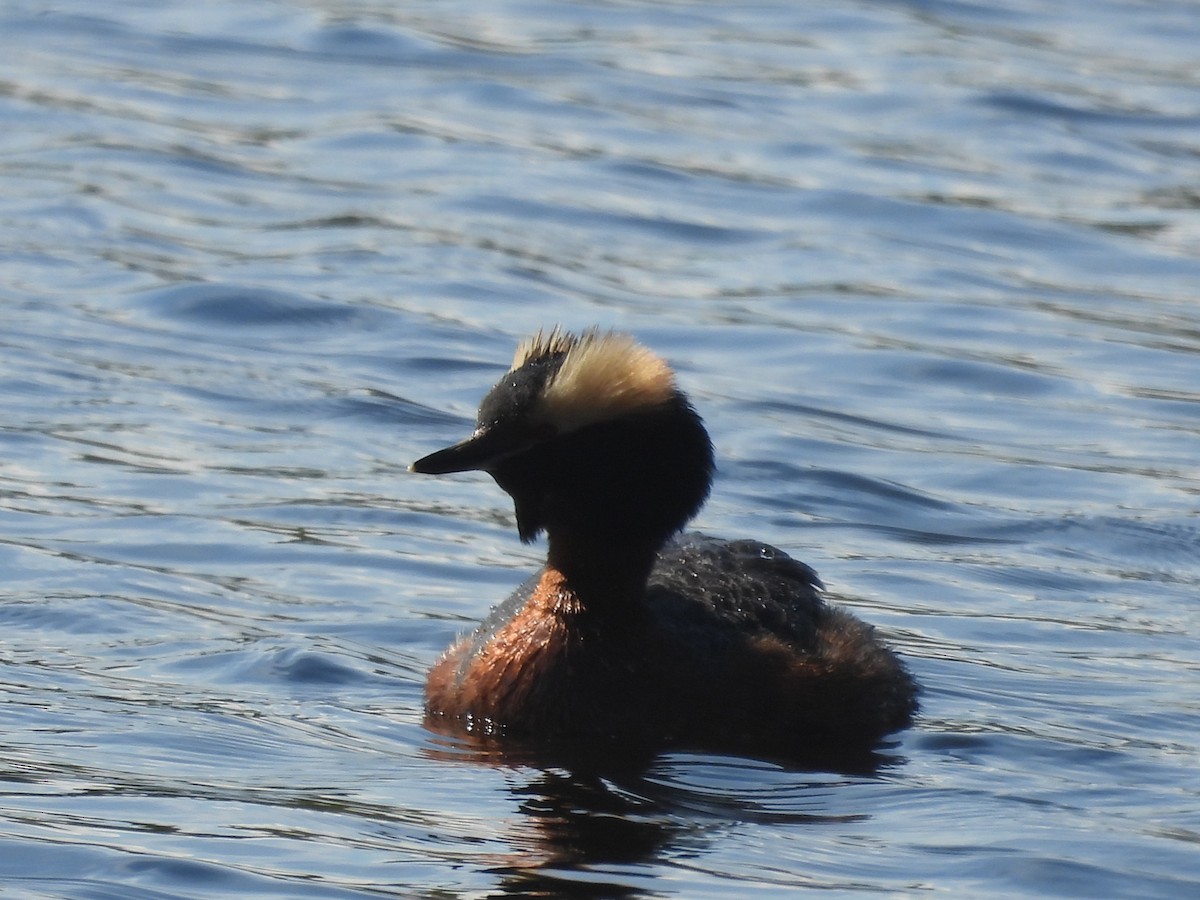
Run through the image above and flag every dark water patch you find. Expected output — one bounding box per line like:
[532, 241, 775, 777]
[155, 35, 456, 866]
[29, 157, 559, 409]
[307, 23, 444, 64]
[136, 284, 363, 330]
[792, 467, 959, 517]
[981, 90, 1200, 130]
[456, 194, 769, 245]
[170, 645, 369, 690]
[739, 397, 956, 441]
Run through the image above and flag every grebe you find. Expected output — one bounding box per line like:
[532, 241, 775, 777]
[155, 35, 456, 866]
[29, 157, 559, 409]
[411, 328, 917, 759]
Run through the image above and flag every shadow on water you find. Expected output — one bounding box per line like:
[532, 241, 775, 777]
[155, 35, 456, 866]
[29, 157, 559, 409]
[422, 731, 906, 897]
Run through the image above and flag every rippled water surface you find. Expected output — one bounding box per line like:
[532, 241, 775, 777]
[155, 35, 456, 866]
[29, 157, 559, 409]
[3, 1, 1199, 896]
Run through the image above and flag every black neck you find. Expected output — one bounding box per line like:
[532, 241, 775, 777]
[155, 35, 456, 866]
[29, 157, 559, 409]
[493, 393, 714, 611]
[545, 533, 659, 612]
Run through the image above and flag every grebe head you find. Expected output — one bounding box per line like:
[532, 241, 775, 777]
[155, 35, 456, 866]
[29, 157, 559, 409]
[411, 328, 714, 579]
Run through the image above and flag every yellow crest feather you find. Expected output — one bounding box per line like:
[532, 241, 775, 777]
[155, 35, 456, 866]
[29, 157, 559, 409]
[512, 328, 676, 433]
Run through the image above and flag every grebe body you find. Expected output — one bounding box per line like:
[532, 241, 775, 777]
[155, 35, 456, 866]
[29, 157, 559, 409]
[412, 329, 917, 758]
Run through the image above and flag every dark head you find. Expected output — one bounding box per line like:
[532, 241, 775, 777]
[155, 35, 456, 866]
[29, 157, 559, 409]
[411, 328, 714, 586]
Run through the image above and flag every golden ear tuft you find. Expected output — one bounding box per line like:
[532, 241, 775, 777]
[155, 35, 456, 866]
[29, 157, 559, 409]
[536, 329, 677, 432]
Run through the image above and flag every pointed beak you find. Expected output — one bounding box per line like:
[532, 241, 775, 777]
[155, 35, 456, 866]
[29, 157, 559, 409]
[409, 424, 518, 475]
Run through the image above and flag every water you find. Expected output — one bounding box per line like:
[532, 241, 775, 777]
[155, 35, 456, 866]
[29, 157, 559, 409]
[2, 0, 1199, 896]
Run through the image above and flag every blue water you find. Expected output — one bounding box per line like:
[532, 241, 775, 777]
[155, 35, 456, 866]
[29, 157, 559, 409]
[2, 1, 1199, 896]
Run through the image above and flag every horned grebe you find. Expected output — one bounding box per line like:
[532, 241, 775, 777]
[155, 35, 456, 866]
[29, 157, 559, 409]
[411, 328, 917, 760]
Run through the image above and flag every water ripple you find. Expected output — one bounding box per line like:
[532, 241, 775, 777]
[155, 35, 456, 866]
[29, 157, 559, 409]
[2, 0, 1199, 897]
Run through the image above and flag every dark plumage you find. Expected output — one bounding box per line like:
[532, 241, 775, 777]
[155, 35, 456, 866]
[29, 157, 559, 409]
[411, 328, 917, 761]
